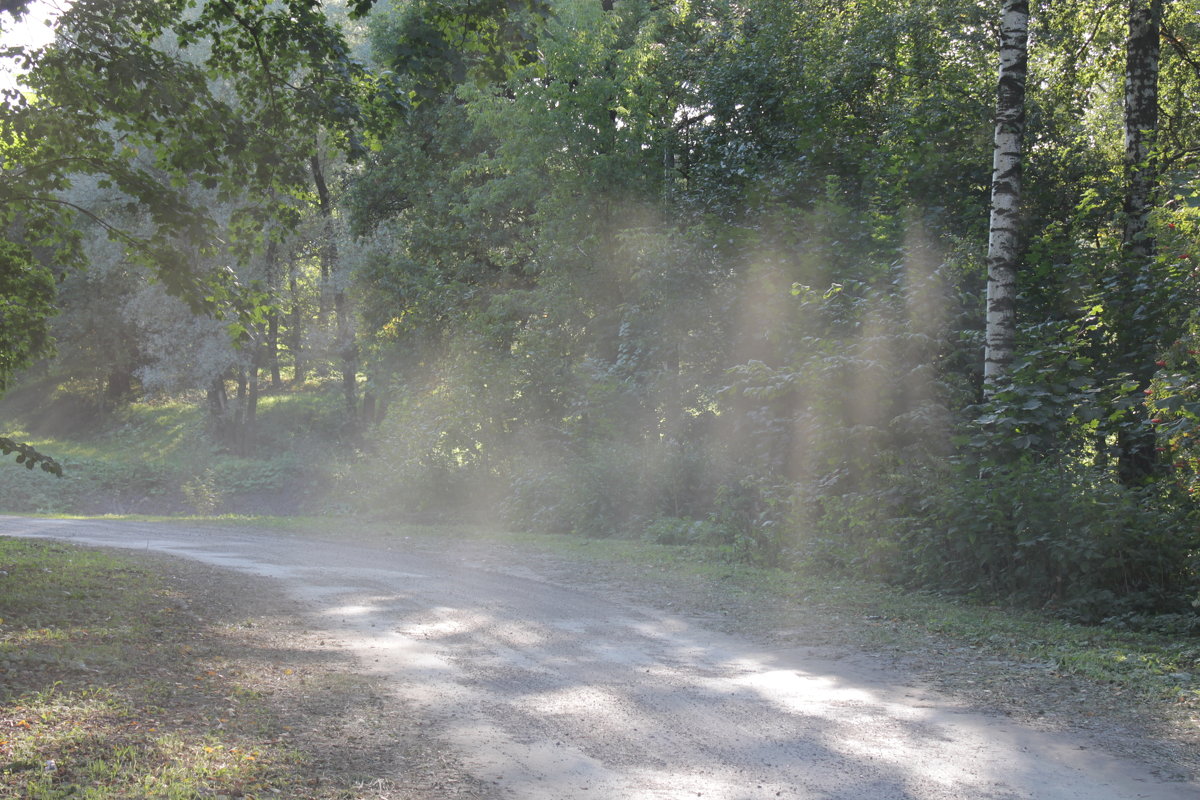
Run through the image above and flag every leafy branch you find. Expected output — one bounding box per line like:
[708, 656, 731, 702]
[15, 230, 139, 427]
[0, 436, 62, 477]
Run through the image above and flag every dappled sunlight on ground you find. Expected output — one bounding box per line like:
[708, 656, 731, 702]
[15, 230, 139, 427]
[301, 582, 1191, 799]
[5, 516, 1198, 800]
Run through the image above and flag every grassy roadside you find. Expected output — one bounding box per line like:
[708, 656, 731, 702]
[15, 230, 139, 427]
[0, 395, 330, 517]
[0, 535, 482, 799]
[7, 392, 1194, 711]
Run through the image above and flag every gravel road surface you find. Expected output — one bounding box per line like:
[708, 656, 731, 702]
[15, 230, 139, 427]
[2, 515, 1195, 800]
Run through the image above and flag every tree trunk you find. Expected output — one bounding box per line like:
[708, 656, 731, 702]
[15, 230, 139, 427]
[335, 286, 358, 435]
[268, 311, 282, 389]
[378, 392, 391, 426]
[1117, 0, 1163, 485]
[104, 365, 135, 408]
[264, 239, 283, 389]
[311, 151, 358, 435]
[206, 376, 228, 420]
[245, 358, 259, 456]
[290, 270, 306, 384]
[662, 344, 683, 441]
[983, 0, 1030, 395]
[312, 154, 333, 333]
[1123, 0, 1160, 263]
[234, 368, 247, 431]
[207, 374, 231, 444]
[362, 390, 376, 428]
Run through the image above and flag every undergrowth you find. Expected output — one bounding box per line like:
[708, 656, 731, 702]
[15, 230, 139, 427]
[0, 391, 331, 516]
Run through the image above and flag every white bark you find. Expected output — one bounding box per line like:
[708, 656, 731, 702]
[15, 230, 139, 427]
[1122, 0, 1161, 263]
[983, 0, 1030, 395]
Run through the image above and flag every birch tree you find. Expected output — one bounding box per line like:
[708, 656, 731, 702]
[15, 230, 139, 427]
[983, 0, 1030, 394]
[1123, 0, 1161, 259]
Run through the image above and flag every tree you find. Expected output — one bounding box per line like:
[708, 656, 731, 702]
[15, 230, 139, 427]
[310, 149, 360, 433]
[1114, 0, 1164, 484]
[0, 241, 61, 475]
[0, 0, 76, 475]
[983, 0, 1030, 394]
[1, 0, 380, 451]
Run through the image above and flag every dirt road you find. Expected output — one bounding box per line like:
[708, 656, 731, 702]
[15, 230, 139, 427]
[2, 516, 1195, 799]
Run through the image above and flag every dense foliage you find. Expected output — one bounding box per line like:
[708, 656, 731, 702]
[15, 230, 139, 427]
[4, 0, 1200, 626]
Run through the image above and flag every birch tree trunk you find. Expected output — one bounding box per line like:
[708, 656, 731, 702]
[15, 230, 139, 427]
[983, 0, 1030, 395]
[1123, 0, 1161, 262]
[1117, 0, 1163, 484]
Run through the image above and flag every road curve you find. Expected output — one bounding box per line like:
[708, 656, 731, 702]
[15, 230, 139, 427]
[2, 515, 1195, 800]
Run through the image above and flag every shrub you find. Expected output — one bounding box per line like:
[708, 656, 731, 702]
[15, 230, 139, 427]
[899, 457, 1200, 622]
[503, 439, 647, 537]
[642, 516, 724, 546]
[181, 468, 223, 514]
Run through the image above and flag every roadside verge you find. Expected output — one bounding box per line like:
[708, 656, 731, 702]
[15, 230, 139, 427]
[0, 536, 488, 799]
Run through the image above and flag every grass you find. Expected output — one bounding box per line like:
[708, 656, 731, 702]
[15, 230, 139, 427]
[0, 393, 327, 516]
[0, 409, 204, 516]
[0, 537, 409, 799]
[2, 398, 206, 464]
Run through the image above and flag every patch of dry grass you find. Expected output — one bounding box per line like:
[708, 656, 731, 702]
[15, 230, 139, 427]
[0, 538, 485, 799]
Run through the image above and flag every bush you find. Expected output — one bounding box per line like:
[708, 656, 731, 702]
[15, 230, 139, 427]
[797, 484, 911, 580]
[181, 468, 223, 514]
[0, 461, 67, 513]
[642, 516, 725, 546]
[899, 458, 1200, 622]
[501, 435, 749, 541]
[707, 479, 793, 566]
[503, 439, 647, 537]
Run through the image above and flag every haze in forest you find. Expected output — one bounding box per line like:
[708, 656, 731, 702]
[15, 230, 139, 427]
[1, 0, 1199, 631]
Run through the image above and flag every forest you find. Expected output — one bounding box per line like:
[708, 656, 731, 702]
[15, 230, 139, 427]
[2, 0, 1200, 629]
